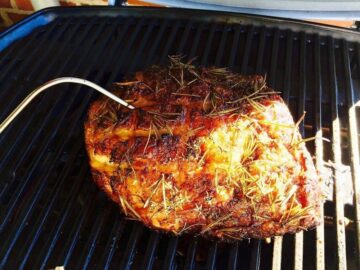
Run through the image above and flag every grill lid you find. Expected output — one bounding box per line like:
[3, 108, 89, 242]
[130, 1, 360, 20]
[0, 7, 359, 270]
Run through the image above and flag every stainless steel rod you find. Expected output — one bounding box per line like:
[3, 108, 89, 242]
[0, 77, 135, 134]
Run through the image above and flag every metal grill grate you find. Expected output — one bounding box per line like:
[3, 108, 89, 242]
[0, 7, 360, 270]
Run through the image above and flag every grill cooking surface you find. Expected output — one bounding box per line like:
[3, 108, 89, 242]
[0, 7, 360, 270]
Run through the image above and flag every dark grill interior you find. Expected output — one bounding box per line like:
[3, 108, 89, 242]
[0, 7, 360, 270]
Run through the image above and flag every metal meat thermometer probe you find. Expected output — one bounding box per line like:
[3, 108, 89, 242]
[0, 77, 135, 134]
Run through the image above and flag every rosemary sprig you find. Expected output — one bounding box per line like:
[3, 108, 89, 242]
[258, 120, 294, 129]
[282, 205, 314, 226]
[161, 174, 167, 210]
[201, 213, 233, 234]
[227, 88, 261, 104]
[291, 136, 330, 147]
[168, 55, 198, 89]
[125, 154, 138, 181]
[118, 194, 127, 216]
[178, 222, 205, 235]
[113, 81, 139, 86]
[207, 67, 230, 76]
[290, 112, 306, 145]
[247, 97, 266, 112]
[221, 233, 244, 241]
[198, 149, 208, 165]
[118, 194, 141, 219]
[214, 169, 219, 192]
[148, 111, 181, 117]
[240, 133, 257, 163]
[168, 70, 183, 87]
[171, 93, 201, 97]
[143, 122, 152, 154]
[143, 176, 163, 208]
[207, 107, 241, 117]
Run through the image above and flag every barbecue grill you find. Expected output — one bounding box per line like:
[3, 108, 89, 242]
[0, 6, 359, 270]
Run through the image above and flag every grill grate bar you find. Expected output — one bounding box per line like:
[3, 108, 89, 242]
[184, 239, 197, 270]
[272, 236, 283, 270]
[344, 40, 360, 269]
[37, 157, 94, 268]
[104, 18, 148, 88]
[177, 21, 193, 54]
[240, 26, 254, 74]
[0, 18, 98, 159]
[0, 86, 85, 235]
[293, 31, 307, 270]
[0, 18, 114, 229]
[162, 237, 179, 270]
[95, 18, 135, 88]
[298, 33, 306, 147]
[160, 20, 181, 64]
[102, 219, 126, 270]
[140, 232, 159, 270]
[59, 191, 99, 268]
[269, 29, 280, 87]
[16, 153, 87, 269]
[24, 18, 88, 81]
[329, 37, 347, 270]
[228, 25, 241, 69]
[0, 19, 82, 145]
[0, 18, 92, 167]
[145, 19, 168, 65]
[35, 164, 90, 268]
[314, 34, 325, 270]
[128, 19, 158, 72]
[189, 22, 205, 59]
[201, 23, 216, 66]
[18, 148, 86, 269]
[0, 19, 65, 120]
[283, 30, 293, 104]
[78, 209, 110, 270]
[0, 116, 86, 266]
[206, 242, 218, 270]
[119, 221, 144, 269]
[2, 72, 94, 238]
[0, 18, 62, 83]
[227, 242, 239, 270]
[215, 25, 228, 66]
[255, 28, 266, 74]
[249, 240, 261, 270]
[106, 19, 146, 80]
[50, 19, 108, 79]
[294, 233, 304, 270]
[0, 31, 34, 77]
[174, 20, 194, 65]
